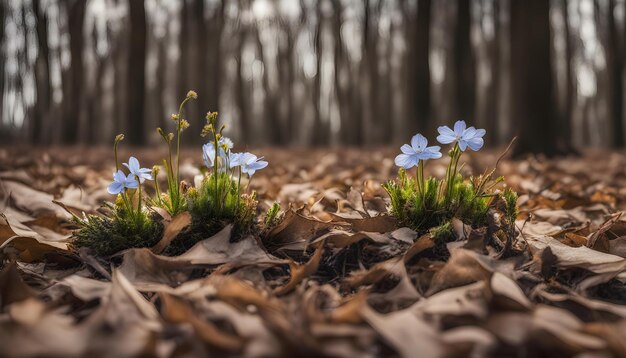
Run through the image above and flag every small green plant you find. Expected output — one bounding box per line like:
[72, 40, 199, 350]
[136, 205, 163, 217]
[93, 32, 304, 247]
[71, 91, 270, 256]
[71, 135, 162, 256]
[155, 90, 197, 216]
[264, 202, 282, 228]
[383, 120, 515, 237]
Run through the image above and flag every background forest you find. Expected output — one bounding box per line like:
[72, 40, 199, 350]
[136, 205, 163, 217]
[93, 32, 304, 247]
[1, 0, 625, 155]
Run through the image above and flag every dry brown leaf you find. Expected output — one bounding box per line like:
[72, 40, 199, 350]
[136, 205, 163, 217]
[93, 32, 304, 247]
[151, 211, 191, 254]
[361, 304, 447, 358]
[275, 243, 324, 295]
[265, 209, 335, 252]
[159, 293, 244, 352]
[0, 261, 37, 308]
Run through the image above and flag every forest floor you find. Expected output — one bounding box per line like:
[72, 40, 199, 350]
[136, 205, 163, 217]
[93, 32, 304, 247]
[1, 146, 626, 357]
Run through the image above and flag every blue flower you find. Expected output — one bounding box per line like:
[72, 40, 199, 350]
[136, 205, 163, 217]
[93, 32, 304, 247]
[228, 152, 243, 169]
[238, 152, 268, 177]
[107, 170, 139, 195]
[394, 134, 442, 169]
[202, 143, 220, 169]
[123, 156, 153, 183]
[437, 120, 486, 151]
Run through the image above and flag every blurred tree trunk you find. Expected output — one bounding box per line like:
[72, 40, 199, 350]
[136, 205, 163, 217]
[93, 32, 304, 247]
[156, 26, 168, 131]
[127, 0, 147, 145]
[407, 0, 432, 135]
[452, 0, 475, 122]
[208, 1, 225, 116]
[510, 0, 561, 156]
[560, 0, 575, 149]
[607, 0, 623, 147]
[235, 4, 250, 143]
[0, 1, 4, 126]
[178, 0, 190, 112]
[255, 25, 282, 144]
[361, 0, 383, 144]
[87, 22, 109, 145]
[32, 0, 51, 144]
[62, 1, 86, 144]
[485, 0, 500, 145]
[277, 15, 296, 144]
[331, 0, 357, 145]
[312, 0, 327, 145]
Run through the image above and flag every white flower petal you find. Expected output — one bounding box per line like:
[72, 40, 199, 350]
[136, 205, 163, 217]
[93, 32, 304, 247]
[466, 137, 484, 151]
[462, 127, 477, 139]
[454, 120, 466, 137]
[458, 140, 469, 152]
[410, 134, 428, 151]
[395, 154, 417, 169]
[400, 144, 415, 155]
[438, 126, 456, 137]
[113, 170, 126, 182]
[437, 134, 456, 144]
[107, 182, 124, 195]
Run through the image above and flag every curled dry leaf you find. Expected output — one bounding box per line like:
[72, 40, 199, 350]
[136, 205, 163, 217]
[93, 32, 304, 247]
[151, 211, 191, 254]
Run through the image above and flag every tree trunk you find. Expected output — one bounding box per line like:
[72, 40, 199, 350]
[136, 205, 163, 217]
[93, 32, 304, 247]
[411, 0, 432, 135]
[62, 1, 86, 144]
[607, 0, 623, 147]
[127, 0, 147, 145]
[32, 0, 51, 145]
[510, 0, 561, 156]
[453, 0, 476, 122]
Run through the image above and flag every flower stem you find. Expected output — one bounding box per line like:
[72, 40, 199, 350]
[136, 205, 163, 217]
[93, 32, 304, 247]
[137, 179, 142, 217]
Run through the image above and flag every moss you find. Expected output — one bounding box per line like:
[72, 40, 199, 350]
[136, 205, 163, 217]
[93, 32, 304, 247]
[383, 172, 494, 235]
[163, 172, 258, 255]
[71, 203, 163, 257]
[264, 202, 283, 229]
[430, 221, 454, 243]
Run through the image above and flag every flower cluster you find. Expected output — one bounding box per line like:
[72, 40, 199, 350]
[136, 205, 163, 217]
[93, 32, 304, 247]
[108, 134, 154, 221]
[384, 120, 499, 233]
[394, 120, 485, 171]
[76, 90, 271, 256]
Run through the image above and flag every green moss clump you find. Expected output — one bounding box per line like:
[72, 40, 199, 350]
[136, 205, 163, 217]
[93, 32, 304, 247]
[71, 203, 163, 257]
[383, 171, 494, 234]
[264, 202, 282, 228]
[163, 172, 258, 255]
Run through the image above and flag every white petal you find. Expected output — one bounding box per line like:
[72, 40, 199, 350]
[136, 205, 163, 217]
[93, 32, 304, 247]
[107, 182, 124, 195]
[400, 144, 415, 155]
[411, 134, 428, 151]
[474, 128, 486, 138]
[128, 156, 140, 172]
[425, 146, 442, 159]
[438, 126, 456, 137]
[466, 137, 484, 151]
[395, 154, 417, 169]
[462, 127, 477, 139]
[458, 140, 468, 151]
[454, 120, 466, 137]
[437, 134, 456, 144]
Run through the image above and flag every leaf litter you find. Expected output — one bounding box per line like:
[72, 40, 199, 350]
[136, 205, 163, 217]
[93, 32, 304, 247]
[0, 147, 625, 357]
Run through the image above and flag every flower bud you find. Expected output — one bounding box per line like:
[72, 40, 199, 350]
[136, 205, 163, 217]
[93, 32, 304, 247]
[179, 119, 190, 130]
[187, 90, 198, 99]
[115, 134, 125, 143]
[170, 114, 179, 121]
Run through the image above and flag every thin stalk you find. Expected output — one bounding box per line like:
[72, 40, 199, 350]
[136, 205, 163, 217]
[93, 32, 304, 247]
[137, 179, 142, 217]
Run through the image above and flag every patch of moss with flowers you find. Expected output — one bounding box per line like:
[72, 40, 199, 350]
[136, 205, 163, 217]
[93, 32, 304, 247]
[71, 91, 271, 256]
[383, 120, 518, 243]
